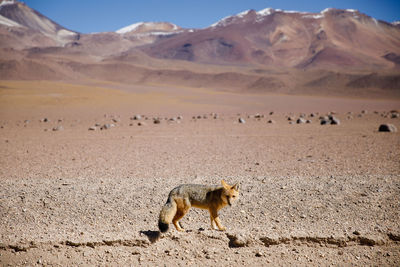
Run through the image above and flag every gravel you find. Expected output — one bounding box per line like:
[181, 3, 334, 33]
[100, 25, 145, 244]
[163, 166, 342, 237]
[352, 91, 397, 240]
[0, 112, 399, 266]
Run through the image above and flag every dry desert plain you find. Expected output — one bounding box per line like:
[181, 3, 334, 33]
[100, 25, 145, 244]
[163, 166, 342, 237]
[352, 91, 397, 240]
[0, 80, 400, 266]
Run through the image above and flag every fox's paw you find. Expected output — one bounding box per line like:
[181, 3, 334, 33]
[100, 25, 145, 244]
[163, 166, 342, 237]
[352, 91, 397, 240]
[218, 226, 227, 231]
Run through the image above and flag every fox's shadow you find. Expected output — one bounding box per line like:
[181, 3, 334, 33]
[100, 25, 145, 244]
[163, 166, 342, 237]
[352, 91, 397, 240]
[140, 230, 161, 243]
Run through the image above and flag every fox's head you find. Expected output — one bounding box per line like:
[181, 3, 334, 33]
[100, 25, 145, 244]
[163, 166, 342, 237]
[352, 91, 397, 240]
[221, 180, 240, 206]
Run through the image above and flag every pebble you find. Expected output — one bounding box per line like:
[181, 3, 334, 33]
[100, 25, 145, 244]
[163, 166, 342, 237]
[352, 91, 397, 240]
[238, 118, 245, 124]
[255, 251, 263, 257]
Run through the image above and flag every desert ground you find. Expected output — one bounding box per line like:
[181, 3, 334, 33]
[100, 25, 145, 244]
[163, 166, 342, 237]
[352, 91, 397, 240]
[0, 80, 399, 266]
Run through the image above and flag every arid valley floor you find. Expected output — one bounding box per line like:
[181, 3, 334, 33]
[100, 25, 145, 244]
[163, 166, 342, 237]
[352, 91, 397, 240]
[0, 80, 399, 266]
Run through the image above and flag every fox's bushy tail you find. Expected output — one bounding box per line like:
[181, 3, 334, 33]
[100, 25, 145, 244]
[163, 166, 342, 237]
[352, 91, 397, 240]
[158, 197, 177, 233]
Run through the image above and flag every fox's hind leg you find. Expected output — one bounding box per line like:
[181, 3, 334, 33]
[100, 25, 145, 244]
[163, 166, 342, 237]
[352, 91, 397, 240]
[172, 198, 190, 232]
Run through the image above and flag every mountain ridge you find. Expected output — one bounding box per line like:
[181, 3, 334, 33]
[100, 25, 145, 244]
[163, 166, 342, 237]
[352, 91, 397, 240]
[0, 0, 399, 98]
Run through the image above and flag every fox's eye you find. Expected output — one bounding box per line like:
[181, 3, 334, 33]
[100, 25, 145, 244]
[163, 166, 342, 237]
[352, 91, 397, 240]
[232, 195, 236, 198]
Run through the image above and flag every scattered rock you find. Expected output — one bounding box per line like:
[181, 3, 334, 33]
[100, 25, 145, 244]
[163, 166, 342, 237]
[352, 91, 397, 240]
[391, 113, 399, 119]
[132, 115, 142, 120]
[52, 126, 64, 131]
[226, 232, 251, 248]
[101, 124, 115, 130]
[330, 116, 340, 125]
[320, 115, 340, 125]
[112, 118, 120, 123]
[319, 115, 329, 120]
[40, 118, 49, 122]
[267, 120, 275, 124]
[378, 124, 397, 132]
[138, 122, 146, 126]
[153, 118, 161, 124]
[238, 118, 245, 124]
[88, 126, 97, 131]
[296, 118, 306, 124]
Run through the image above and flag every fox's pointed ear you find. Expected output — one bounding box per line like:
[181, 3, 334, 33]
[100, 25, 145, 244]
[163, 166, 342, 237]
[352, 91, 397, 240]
[221, 180, 230, 189]
[232, 183, 240, 191]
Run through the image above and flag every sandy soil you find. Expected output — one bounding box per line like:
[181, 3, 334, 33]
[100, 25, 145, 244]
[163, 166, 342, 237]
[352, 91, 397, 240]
[0, 81, 400, 266]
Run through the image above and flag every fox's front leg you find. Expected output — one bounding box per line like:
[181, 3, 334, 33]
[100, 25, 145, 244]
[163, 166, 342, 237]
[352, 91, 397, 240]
[209, 209, 226, 231]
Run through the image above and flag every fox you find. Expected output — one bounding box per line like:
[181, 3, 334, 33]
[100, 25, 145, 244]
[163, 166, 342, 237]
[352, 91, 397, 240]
[158, 180, 240, 233]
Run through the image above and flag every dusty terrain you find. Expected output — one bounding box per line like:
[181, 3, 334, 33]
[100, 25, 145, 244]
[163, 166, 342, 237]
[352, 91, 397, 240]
[0, 80, 399, 266]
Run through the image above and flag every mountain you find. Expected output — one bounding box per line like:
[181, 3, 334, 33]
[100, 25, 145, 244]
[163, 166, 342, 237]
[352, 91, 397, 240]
[141, 8, 400, 69]
[0, 1, 399, 98]
[0, 0, 78, 48]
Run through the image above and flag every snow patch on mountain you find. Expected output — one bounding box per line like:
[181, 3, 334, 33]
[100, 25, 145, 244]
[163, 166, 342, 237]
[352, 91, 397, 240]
[0, 13, 21, 27]
[303, 14, 324, 19]
[257, 8, 274, 16]
[0, 0, 16, 8]
[116, 22, 146, 34]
